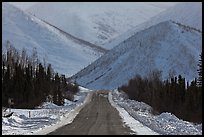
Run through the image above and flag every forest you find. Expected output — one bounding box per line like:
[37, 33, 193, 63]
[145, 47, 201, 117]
[119, 53, 202, 124]
[2, 41, 79, 109]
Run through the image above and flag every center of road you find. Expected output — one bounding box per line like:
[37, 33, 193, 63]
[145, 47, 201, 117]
[48, 90, 134, 135]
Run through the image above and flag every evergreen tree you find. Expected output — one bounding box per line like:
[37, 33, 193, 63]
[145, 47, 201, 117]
[2, 62, 8, 106]
[2, 41, 75, 108]
[119, 72, 202, 123]
[53, 73, 60, 105]
[197, 52, 202, 87]
[178, 75, 185, 101]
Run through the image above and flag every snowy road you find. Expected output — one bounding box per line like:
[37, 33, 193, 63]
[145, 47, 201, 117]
[48, 91, 134, 135]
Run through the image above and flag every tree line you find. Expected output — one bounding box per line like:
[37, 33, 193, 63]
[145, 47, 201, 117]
[2, 41, 79, 109]
[119, 53, 202, 124]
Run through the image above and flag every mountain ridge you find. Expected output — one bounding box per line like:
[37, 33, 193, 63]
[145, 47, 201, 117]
[104, 2, 202, 49]
[2, 3, 104, 77]
[71, 20, 202, 90]
[27, 2, 175, 48]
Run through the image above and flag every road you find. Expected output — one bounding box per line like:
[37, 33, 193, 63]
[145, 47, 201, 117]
[48, 91, 134, 135]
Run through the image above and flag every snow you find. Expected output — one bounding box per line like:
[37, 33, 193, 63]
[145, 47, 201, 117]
[109, 89, 202, 135]
[8, 2, 38, 10]
[2, 3, 104, 77]
[78, 86, 94, 92]
[27, 2, 176, 48]
[104, 2, 202, 49]
[108, 91, 159, 135]
[2, 87, 93, 135]
[2, 2, 202, 135]
[71, 21, 202, 90]
[147, 2, 202, 30]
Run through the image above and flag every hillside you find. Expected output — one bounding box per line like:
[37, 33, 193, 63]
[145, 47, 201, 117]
[104, 2, 202, 49]
[71, 21, 202, 90]
[2, 3, 105, 77]
[27, 2, 176, 48]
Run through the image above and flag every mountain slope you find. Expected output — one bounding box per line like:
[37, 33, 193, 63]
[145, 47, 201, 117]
[71, 21, 202, 90]
[2, 3, 105, 76]
[148, 2, 202, 30]
[27, 2, 176, 48]
[104, 2, 202, 49]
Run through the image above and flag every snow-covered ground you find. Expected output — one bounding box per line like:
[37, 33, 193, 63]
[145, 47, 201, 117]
[108, 91, 158, 135]
[109, 89, 202, 135]
[2, 87, 93, 135]
[2, 88, 202, 135]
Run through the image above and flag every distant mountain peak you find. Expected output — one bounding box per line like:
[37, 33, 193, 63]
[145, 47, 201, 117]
[27, 2, 174, 48]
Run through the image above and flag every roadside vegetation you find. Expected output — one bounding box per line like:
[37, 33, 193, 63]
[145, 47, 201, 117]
[119, 53, 202, 123]
[2, 41, 79, 109]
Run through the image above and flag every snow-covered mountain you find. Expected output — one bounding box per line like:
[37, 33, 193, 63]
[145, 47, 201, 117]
[27, 2, 176, 48]
[148, 2, 202, 30]
[71, 21, 202, 90]
[2, 3, 106, 77]
[104, 2, 202, 49]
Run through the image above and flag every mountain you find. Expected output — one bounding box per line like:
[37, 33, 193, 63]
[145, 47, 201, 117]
[147, 2, 202, 30]
[104, 2, 202, 49]
[2, 3, 106, 77]
[27, 2, 176, 48]
[71, 21, 202, 90]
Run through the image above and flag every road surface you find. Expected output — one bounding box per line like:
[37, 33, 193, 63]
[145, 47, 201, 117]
[48, 91, 134, 135]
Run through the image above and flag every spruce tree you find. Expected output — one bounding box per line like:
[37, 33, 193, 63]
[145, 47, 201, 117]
[197, 52, 202, 87]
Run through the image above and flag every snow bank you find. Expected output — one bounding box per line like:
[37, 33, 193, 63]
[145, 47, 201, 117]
[110, 89, 202, 135]
[33, 91, 93, 135]
[108, 91, 159, 135]
[2, 87, 93, 135]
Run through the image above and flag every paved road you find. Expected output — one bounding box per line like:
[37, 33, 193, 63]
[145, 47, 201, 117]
[48, 91, 134, 135]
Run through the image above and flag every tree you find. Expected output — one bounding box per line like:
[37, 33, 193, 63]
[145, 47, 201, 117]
[2, 63, 10, 106]
[46, 64, 52, 80]
[31, 47, 38, 76]
[45, 64, 52, 99]
[197, 52, 202, 87]
[21, 48, 27, 68]
[53, 73, 60, 105]
[2, 42, 73, 108]
[24, 64, 33, 106]
[2, 61, 5, 81]
[178, 75, 185, 101]
[119, 71, 202, 123]
[36, 63, 46, 102]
